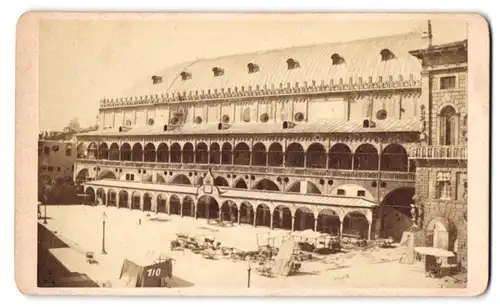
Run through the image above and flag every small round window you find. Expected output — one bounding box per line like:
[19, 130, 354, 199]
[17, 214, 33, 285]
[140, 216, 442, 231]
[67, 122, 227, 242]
[148, 118, 154, 126]
[260, 113, 269, 123]
[195, 116, 203, 124]
[170, 116, 179, 125]
[294, 112, 304, 122]
[376, 110, 388, 120]
[125, 119, 132, 126]
[222, 114, 230, 123]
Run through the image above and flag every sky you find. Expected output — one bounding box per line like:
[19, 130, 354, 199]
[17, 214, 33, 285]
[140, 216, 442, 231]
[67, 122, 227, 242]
[38, 14, 468, 131]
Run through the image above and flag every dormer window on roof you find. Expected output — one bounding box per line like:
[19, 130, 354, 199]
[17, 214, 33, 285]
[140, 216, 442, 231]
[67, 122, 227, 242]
[380, 48, 395, 61]
[151, 75, 163, 84]
[212, 67, 224, 77]
[247, 63, 260, 74]
[180, 71, 192, 81]
[286, 58, 300, 70]
[331, 53, 345, 65]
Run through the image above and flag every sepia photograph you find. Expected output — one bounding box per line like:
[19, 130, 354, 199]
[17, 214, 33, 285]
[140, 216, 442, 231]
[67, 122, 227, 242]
[14, 12, 490, 296]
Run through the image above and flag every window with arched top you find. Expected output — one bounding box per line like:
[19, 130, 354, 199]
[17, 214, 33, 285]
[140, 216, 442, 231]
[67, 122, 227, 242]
[331, 53, 344, 65]
[380, 49, 395, 61]
[439, 106, 459, 145]
[212, 67, 224, 77]
[286, 58, 300, 70]
[247, 63, 260, 74]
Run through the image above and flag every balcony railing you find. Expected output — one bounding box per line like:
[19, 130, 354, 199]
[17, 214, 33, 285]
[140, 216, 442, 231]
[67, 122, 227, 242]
[409, 146, 467, 160]
[76, 158, 416, 182]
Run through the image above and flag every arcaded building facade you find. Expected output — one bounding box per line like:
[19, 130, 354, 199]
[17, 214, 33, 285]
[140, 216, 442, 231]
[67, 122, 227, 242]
[75, 32, 464, 244]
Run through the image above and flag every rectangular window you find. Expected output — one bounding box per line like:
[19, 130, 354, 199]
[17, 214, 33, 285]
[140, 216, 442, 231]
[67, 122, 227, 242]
[336, 189, 346, 196]
[44, 147, 50, 155]
[48, 166, 54, 172]
[357, 190, 366, 197]
[130, 174, 135, 181]
[126, 174, 130, 180]
[66, 149, 72, 156]
[57, 167, 61, 172]
[440, 76, 456, 90]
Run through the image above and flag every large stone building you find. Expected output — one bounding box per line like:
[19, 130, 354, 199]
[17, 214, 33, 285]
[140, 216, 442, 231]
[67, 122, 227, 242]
[74, 30, 467, 260]
[409, 39, 468, 268]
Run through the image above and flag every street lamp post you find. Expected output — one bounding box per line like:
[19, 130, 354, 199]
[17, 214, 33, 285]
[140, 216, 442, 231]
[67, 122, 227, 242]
[101, 212, 107, 254]
[43, 195, 48, 224]
[247, 259, 252, 288]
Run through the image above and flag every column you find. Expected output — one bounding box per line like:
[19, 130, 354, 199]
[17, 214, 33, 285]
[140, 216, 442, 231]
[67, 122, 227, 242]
[303, 153, 307, 168]
[253, 212, 257, 227]
[339, 222, 343, 238]
[140, 196, 144, 211]
[167, 200, 170, 215]
[127, 194, 132, 210]
[367, 221, 372, 241]
[314, 218, 318, 232]
[152, 197, 157, 213]
[351, 155, 355, 170]
[180, 202, 184, 217]
[115, 193, 119, 208]
[270, 216, 274, 230]
[237, 210, 241, 224]
[194, 203, 198, 219]
[291, 216, 295, 231]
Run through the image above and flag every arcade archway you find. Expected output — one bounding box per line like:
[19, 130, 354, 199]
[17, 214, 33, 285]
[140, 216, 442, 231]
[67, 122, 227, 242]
[169, 195, 181, 215]
[240, 201, 254, 225]
[255, 204, 271, 227]
[143, 193, 152, 211]
[317, 209, 341, 235]
[131, 191, 141, 210]
[221, 200, 238, 223]
[381, 187, 415, 241]
[272, 205, 292, 230]
[84, 187, 95, 205]
[182, 196, 195, 217]
[118, 191, 129, 208]
[197, 195, 220, 220]
[294, 207, 315, 231]
[96, 188, 106, 205]
[343, 211, 369, 240]
[157, 194, 167, 213]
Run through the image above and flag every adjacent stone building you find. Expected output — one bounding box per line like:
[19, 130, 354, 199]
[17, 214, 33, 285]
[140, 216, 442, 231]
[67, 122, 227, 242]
[409, 39, 468, 268]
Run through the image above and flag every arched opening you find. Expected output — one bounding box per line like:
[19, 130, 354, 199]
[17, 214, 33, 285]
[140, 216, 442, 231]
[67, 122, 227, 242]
[182, 196, 195, 217]
[234, 143, 250, 165]
[210, 143, 220, 164]
[214, 176, 229, 187]
[77, 142, 85, 158]
[196, 142, 208, 164]
[182, 143, 194, 164]
[253, 179, 280, 191]
[87, 143, 98, 159]
[234, 178, 248, 189]
[221, 200, 238, 223]
[96, 188, 106, 205]
[120, 143, 132, 161]
[381, 187, 415, 241]
[294, 207, 315, 231]
[143, 193, 152, 211]
[131, 191, 141, 210]
[76, 169, 89, 181]
[109, 143, 120, 160]
[252, 143, 267, 166]
[107, 190, 116, 207]
[317, 209, 341, 235]
[157, 194, 167, 213]
[272, 206, 292, 230]
[286, 143, 305, 167]
[98, 170, 116, 180]
[255, 204, 271, 227]
[343, 211, 369, 239]
[381, 144, 409, 172]
[156, 143, 169, 163]
[329, 143, 352, 169]
[118, 190, 129, 208]
[286, 181, 322, 194]
[170, 174, 191, 185]
[98, 143, 109, 160]
[354, 143, 378, 170]
[426, 217, 458, 251]
[240, 202, 254, 225]
[84, 187, 95, 205]
[170, 143, 182, 163]
[306, 143, 327, 168]
[196, 195, 220, 220]
[221, 142, 232, 165]
[156, 174, 166, 183]
[268, 143, 283, 167]
[144, 143, 156, 162]
[169, 195, 181, 215]
[439, 106, 459, 145]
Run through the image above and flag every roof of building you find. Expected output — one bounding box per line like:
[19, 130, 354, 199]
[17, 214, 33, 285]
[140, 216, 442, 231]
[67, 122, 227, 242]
[78, 118, 420, 138]
[84, 179, 376, 209]
[118, 32, 426, 99]
[409, 39, 468, 58]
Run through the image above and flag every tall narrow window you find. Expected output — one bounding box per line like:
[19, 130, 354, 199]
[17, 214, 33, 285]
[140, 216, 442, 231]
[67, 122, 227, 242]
[247, 63, 259, 74]
[212, 67, 224, 77]
[380, 49, 395, 61]
[439, 106, 459, 145]
[151, 75, 163, 84]
[180, 71, 192, 80]
[286, 58, 300, 70]
[331, 53, 344, 65]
